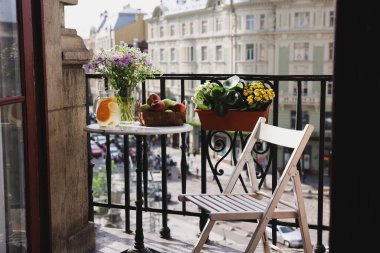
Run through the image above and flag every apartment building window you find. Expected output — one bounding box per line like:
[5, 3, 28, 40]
[160, 26, 164, 37]
[216, 18, 223, 32]
[170, 48, 176, 61]
[201, 46, 208, 61]
[183, 47, 194, 62]
[246, 15, 254, 31]
[329, 11, 335, 27]
[294, 12, 310, 28]
[201, 20, 208, 33]
[190, 22, 194, 34]
[327, 81, 333, 95]
[216, 45, 222, 61]
[182, 23, 186, 35]
[294, 42, 309, 61]
[259, 14, 265, 30]
[150, 28, 154, 39]
[328, 42, 334, 60]
[291, 111, 309, 129]
[236, 44, 241, 61]
[246, 44, 254, 60]
[160, 48, 164, 61]
[292, 84, 298, 96]
[302, 81, 309, 95]
[170, 25, 175, 36]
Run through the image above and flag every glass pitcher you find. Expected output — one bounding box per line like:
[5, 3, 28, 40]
[93, 89, 121, 127]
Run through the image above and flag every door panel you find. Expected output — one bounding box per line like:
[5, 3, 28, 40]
[1, 0, 45, 252]
[0, 103, 27, 252]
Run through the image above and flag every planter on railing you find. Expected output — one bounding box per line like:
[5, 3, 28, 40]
[195, 105, 270, 132]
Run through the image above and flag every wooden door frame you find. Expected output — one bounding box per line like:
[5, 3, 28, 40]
[17, 0, 50, 252]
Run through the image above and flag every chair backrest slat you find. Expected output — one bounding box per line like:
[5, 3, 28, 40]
[256, 123, 307, 148]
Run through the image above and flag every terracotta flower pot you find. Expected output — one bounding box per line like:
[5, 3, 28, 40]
[195, 105, 270, 131]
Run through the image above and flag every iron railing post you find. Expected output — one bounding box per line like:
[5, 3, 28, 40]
[314, 81, 327, 253]
[159, 78, 171, 239]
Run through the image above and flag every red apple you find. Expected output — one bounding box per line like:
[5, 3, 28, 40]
[147, 93, 161, 105]
[172, 103, 186, 112]
[150, 100, 165, 112]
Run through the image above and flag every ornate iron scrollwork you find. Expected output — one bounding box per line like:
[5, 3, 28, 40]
[205, 130, 272, 192]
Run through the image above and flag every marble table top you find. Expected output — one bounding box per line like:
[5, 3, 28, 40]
[84, 122, 193, 136]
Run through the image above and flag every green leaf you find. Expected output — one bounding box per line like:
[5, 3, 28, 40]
[222, 75, 240, 89]
[211, 86, 226, 98]
[226, 91, 241, 106]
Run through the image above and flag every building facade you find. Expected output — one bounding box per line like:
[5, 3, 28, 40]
[86, 4, 147, 53]
[146, 0, 335, 176]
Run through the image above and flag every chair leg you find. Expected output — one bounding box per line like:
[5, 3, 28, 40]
[261, 231, 271, 253]
[246, 220, 269, 253]
[192, 220, 216, 253]
[292, 174, 313, 253]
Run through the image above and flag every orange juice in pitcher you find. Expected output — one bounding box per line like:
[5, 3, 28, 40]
[94, 90, 121, 127]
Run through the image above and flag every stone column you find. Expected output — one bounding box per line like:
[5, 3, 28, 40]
[44, 0, 94, 252]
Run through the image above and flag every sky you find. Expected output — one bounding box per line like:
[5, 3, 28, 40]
[65, 0, 161, 39]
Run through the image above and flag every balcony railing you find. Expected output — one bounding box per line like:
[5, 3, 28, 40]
[85, 73, 333, 252]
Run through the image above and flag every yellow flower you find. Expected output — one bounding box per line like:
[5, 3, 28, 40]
[247, 95, 254, 105]
[241, 80, 275, 109]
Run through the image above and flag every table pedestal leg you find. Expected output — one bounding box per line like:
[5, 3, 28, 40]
[124, 135, 151, 253]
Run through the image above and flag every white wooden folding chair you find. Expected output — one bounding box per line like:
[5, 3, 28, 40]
[179, 117, 314, 253]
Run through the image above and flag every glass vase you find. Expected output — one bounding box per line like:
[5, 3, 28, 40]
[116, 86, 137, 126]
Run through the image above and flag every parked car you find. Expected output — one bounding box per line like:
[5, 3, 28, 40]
[96, 135, 107, 147]
[151, 154, 176, 170]
[266, 224, 303, 248]
[146, 172, 172, 202]
[89, 112, 96, 123]
[90, 143, 102, 158]
[153, 189, 171, 202]
[103, 144, 121, 163]
[109, 145, 119, 162]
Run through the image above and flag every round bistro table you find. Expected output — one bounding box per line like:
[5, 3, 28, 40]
[84, 122, 193, 253]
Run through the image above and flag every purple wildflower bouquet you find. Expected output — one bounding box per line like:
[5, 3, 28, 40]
[89, 42, 160, 95]
[89, 42, 160, 122]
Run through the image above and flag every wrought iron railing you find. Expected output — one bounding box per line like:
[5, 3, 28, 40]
[85, 73, 333, 252]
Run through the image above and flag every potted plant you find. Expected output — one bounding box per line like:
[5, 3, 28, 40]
[192, 75, 275, 131]
[88, 42, 161, 125]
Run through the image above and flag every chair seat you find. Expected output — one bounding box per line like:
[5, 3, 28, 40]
[180, 193, 298, 221]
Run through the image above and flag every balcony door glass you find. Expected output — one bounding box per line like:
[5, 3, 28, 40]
[0, 0, 21, 98]
[0, 0, 27, 252]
